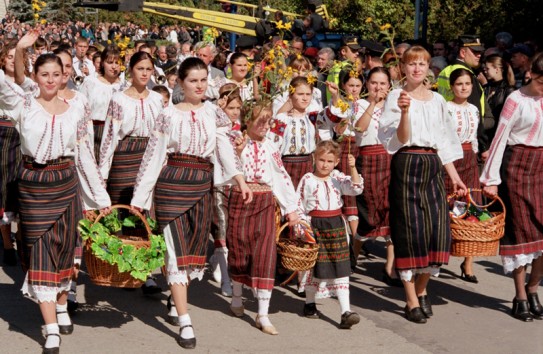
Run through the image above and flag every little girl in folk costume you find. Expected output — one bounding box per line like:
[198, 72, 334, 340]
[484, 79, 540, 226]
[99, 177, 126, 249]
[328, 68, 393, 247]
[297, 140, 363, 329]
[209, 83, 243, 297]
[227, 100, 300, 335]
[322, 69, 365, 261]
[268, 76, 319, 188]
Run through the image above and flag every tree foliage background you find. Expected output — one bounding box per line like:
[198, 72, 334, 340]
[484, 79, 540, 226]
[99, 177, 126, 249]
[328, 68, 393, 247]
[8, 0, 542, 45]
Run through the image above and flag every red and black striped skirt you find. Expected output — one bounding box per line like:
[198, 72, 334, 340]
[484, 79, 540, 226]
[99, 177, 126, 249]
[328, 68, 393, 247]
[107, 136, 149, 205]
[356, 144, 391, 237]
[499, 145, 543, 256]
[18, 157, 81, 287]
[444, 143, 480, 201]
[227, 184, 276, 291]
[389, 149, 450, 270]
[154, 153, 213, 270]
[336, 137, 359, 216]
[282, 154, 313, 189]
[309, 209, 351, 279]
[0, 119, 21, 215]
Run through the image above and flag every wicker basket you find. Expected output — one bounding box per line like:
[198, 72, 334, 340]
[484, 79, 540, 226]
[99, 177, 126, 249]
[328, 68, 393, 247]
[448, 189, 506, 257]
[84, 204, 152, 288]
[276, 221, 319, 271]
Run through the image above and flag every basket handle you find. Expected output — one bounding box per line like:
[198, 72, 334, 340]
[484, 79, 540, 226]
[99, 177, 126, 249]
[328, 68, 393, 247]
[93, 204, 153, 236]
[276, 220, 315, 244]
[467, 188, 504, 210]
[448, 188, 506, 219]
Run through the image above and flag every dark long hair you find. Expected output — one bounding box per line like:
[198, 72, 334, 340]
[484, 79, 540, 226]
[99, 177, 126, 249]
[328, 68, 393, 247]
[177, 57, 208, 80]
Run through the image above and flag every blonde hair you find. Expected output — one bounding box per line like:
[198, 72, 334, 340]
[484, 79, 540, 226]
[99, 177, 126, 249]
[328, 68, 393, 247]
[314, 140, 341, 158]
[289, 76, 312, 94]
[289, 55, 313, 72]
[401, 45, 431, 64]
[219, 83, 242, 105]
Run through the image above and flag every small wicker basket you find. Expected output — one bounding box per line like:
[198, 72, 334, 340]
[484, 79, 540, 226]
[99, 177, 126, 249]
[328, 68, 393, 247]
[84, 204, 152, 288]
[448, 189, 505, 257]
[276, 221, 319, 271]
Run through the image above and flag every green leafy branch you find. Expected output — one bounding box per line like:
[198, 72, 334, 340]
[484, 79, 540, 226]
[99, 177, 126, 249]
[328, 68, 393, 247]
[78, 214, 165, 282]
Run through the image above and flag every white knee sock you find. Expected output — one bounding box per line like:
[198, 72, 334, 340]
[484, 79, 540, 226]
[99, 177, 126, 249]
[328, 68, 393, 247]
[337, 286, 351, 314]
[44, 323, 60, 348]
[56, 303, 71, 326]
[256, 289, 272, 315]
[256, 289, 273, 326]
[231, 281, 243, 307]
[305, 288, 316, 304]
[179, 314, 194, 339]
[169, 303, 178, 317]
[215, 247, 230, 283]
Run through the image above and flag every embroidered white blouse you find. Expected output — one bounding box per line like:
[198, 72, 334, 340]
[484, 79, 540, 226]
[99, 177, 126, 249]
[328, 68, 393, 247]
[378, 89, 463, 165]
[296, 170, 364, 219]
[268, 112, 317, 156]
[480, 90, 543, 186]
[446, 101, 479, 153]
[98, 89, 164, 179]
[79, 76, 126, 122]
[240, 138, 298, 215]
[131, 101, 242, 210]
[0, 70, 110, 210]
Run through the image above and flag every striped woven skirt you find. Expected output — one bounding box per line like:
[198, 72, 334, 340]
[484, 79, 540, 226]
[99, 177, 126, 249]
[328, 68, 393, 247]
[336, 137, 360, 216]
[389, 148, 450, 270]
[282, 154, 313, 189]
[227, 184, 276, 291]
[18, 157, 81, 290]
[107, 136, 149, 205]
[155, 153, 212, 272]
[0, 119, 21, 216]
[498, 145, 543, 256]
[92, 120, 105, 164]
[310, 209, 351, 279]
[356, 144, 391, 237]
[444, 143, 480, 201]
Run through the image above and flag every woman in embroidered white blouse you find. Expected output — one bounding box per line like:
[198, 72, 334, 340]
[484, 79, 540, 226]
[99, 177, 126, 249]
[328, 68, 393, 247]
[0, 31, 111, 354]
[481, 53, 543, 322]
[379, 46, 467, 324]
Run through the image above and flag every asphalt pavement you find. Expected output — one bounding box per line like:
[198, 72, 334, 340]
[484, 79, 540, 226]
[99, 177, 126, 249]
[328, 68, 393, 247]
[1, 239, 542, 353]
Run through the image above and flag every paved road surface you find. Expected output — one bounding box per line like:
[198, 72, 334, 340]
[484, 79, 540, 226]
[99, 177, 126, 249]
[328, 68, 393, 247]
[1, 239, 542, 353]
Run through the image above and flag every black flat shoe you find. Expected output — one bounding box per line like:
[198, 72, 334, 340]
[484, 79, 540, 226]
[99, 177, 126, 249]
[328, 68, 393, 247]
[177, 325, 196, 349]
[339, 311, 360, 329]
[418, 295, 433, 318]
[460, 262, 479, 283]
[512, 298, 534, 322]
[525, 287, 543, 320]
[141, 283, 162, 295]
[42, 334, 60, 354]
[404, 306, 427, 324]
[56, 311, 73, 335]
[382, 269, 403, 287]
[303, 303, 319, 319]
